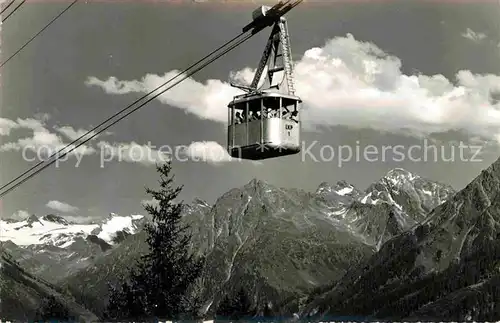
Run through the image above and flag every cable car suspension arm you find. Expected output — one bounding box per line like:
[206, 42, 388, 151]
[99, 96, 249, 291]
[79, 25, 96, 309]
[249, 23, 280, 91]
[233, 0, 301, 95]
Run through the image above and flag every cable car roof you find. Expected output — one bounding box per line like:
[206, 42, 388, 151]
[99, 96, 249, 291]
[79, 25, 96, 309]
[228, 91, 302, 106]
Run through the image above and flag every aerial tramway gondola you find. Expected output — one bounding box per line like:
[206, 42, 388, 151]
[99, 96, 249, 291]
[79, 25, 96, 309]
[227, 1, 302, 161]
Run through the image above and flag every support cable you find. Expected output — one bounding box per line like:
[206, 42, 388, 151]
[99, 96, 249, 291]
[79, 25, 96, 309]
[2, 0, 26, 22]
[0, 32, 254, 198]
[0, 0, 78, 69]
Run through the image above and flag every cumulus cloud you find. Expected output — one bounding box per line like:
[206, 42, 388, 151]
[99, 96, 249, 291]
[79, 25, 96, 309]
[0, 118, 19, 136]
[85, 74, 241, 123]
[46, 200, 79, 213]
[461, 28, 487, 42]
[86, 34, 500, 144]
[183, 141, 233, 165]
[9, 210, 30, 220]
[0, 117, 97, 158]
[1, 115, 239, 167]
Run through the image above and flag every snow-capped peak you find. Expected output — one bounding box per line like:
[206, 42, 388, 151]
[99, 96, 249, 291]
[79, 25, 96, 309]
[359, 168, 455, 220]
[384, 168, 419, 185]
[41, 214, 69, 225]
[92, 214, 144, 243]
[316, 180, 358, 197]
[26, 214, 42, 226]
[359, 168, 420, 205]
[192, 198, 210, 207]
[333, 180, 356, 196]
[0, 213, 145, 248]
[316, 182, 332, 194]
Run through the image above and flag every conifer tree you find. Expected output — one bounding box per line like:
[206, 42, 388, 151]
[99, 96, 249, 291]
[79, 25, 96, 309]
[34, 295, 74, 321]
[216, 287, 253, 321]
[105, 161, 204, 321]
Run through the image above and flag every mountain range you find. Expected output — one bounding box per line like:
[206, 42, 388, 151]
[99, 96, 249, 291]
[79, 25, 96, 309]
[2, 162, 498, 321]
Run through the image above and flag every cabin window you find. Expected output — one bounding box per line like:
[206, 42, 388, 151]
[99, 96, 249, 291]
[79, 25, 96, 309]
[236, 98, 266, 122]
[261, 97, 280, 118]
[230, 97, 299, 123]
[244, 98, 262, 121]
[230, 102, 247, 124]
[281, 99, 298, 121]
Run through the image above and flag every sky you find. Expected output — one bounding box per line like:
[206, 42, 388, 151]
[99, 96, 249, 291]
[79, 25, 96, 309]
[1, 0, 500, 223]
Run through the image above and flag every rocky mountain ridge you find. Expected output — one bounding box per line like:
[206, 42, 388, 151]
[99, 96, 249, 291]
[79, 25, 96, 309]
[0, 168, 457, 320]
[58, 168, 454, 318]
[0, 213, 148, 284]
[302, 161, 500, 320]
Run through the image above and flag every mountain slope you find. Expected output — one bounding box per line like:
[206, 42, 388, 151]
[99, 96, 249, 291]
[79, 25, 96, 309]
[343, 201, 416, 249]
[61, 199, 211, 316]
[0, 213, 145, 247]
[0, 246, 98, 321]
[189, 179, 375, 317]
[329, 169, 455, 249]
[0, 213, 147, 284]
[303, 159, 500, 321]
[5, 168, 455, 320]
[62, 180, 376, 318]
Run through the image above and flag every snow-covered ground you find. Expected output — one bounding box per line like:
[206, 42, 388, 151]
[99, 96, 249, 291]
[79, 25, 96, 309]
[0, 213, 144, 247]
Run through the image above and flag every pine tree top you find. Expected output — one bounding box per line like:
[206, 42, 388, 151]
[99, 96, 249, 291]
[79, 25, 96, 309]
[105, 161, 205, 321]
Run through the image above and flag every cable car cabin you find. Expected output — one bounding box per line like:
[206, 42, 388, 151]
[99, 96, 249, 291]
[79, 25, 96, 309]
[227, 92, 302, 160]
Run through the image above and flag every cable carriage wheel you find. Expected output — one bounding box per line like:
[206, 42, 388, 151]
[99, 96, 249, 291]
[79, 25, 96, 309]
[227, 4, 302, 161]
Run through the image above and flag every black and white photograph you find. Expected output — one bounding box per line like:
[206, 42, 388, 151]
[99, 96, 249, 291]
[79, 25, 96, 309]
[1, 0, 500, 321]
